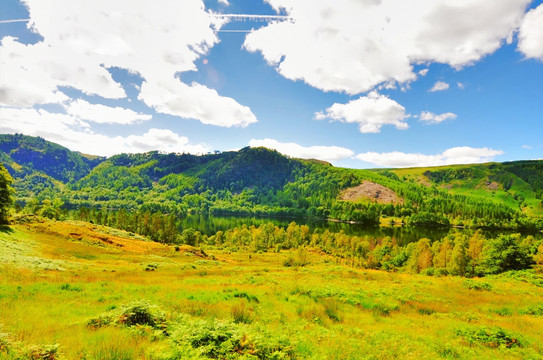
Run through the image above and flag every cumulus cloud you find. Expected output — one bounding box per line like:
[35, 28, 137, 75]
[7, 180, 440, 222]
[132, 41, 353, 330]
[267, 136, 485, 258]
[357, 146, 503, 168]
[418, 69, 429, 76]
[0, 0, 256, 127]
[419, 111, 457, 124]
[248, 138, 354, 163]
[244, 0, 530, 94]
[0, 107, 209, 156]
[315, 91, 409, 133]
[518, 4, 543, 60]
[429, 81, 450, 92]
[139, 79, 256, 127]
[66, 99, 152, 124]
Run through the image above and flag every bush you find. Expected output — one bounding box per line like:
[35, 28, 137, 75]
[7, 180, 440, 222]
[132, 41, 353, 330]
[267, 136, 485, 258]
[145, 263, 158, 271]
[233, 292, 259, 303]
[87, 301, 166, 329]
[119, 302, 166, 328]
[24, 344, 60, 360]
[170, 317, 295, 359]
[457, 326, 522, 348]
[462, 279, 492, 291]
[521, 304, 543, 316]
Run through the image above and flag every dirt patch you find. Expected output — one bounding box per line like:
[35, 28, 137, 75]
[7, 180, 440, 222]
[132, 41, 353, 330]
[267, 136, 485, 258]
[340, 181, 403, 204]
[486, 181, 499, 191]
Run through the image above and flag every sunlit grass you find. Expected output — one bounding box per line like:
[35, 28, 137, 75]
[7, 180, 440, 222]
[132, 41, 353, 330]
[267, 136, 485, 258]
[0, 220, 542, 359]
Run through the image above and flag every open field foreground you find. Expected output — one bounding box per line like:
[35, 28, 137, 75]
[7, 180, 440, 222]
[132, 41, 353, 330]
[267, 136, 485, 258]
[1, 220, 543, 359]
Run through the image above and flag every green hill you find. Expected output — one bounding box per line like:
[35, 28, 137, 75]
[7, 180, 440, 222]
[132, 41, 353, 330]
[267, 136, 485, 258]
[0, 134, 104, 203]
[1, 134, 542, 230]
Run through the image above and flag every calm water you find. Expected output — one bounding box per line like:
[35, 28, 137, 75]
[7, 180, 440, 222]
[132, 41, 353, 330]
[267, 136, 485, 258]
[178, 214, 542, 246]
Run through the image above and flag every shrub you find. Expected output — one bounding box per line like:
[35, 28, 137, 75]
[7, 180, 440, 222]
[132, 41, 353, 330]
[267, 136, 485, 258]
[87, 301, 166, 330]
[457, 326, 522, 348]
[145, 263, 158, 271]
[170, 317, 295, 359]
[118, 302, 166, 328]
[521, 304, 543, 316]
[462, 279, 492, 291]
[24, 344, 60, 360]
[233, 292, 259, 303]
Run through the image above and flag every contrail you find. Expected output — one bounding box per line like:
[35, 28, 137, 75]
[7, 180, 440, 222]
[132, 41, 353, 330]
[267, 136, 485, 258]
[0, 19, 30, 24]
[212, 14, 292, 22]
[213, 13, 292, 33]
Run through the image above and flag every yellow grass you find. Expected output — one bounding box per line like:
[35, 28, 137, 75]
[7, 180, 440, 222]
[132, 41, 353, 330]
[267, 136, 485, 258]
[0, 220, 542, 359]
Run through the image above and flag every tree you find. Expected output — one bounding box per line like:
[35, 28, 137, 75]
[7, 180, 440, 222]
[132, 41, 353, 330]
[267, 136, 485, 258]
[480, 234, 533, 274]
[0, 164, 14, 224]
[448, 243, 468, 276]
[181, 228, 197, 246]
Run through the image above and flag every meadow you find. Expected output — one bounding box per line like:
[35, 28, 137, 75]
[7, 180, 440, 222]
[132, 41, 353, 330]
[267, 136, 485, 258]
[1, 219, 543, 359]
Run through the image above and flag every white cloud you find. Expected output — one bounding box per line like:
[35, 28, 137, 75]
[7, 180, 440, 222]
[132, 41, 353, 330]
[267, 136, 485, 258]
[218, 0, 230, 5]
[418, 68, 429, 76]
[248, 138, 354, 163]
[357, 146, 504, 168]
[315, 91, 409, 133]
[518, 4, 543, 60]
[0, 0, 256, 127]
[522, 144, 532, 149]
[244, 0, 530, 94]
[0, 107, 209, 156]
[139, 79, 257, 127]
[429, 81, 449, 92]
[0, 37, 123, 107]
[419, 111, 457, 124]
[66, 99, 152, 124]
[457, 82, 465, 89]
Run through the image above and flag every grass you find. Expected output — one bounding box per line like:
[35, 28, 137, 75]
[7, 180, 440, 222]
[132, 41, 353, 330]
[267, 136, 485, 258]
[0, 220, 542, 359]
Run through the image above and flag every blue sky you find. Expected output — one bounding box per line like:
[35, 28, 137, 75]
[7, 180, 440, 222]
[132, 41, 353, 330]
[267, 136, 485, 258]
[0, 0, 542, 168]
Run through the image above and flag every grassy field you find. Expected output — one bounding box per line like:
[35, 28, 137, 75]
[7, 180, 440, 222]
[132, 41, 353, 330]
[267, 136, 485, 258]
[1, 220, 543, 359]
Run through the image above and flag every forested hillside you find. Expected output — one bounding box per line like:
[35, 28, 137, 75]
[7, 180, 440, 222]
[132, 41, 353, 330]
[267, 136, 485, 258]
[1, 134, 542, 230]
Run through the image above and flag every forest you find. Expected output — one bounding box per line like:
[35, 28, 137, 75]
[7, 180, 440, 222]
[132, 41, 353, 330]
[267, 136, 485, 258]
[1, 134, 543, 232]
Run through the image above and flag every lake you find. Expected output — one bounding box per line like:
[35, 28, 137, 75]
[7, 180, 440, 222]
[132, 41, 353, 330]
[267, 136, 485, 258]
[178, 214, 542, 246]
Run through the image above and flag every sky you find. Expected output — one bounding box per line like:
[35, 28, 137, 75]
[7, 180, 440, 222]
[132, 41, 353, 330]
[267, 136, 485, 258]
[0, 0, 542, 169]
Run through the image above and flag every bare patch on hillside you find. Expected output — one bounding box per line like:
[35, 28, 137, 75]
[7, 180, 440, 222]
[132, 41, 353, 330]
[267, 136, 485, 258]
[486, 181, 499, 191]
[340, 181, 403, 204]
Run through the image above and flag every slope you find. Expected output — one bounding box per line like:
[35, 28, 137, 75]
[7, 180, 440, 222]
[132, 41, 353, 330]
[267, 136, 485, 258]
[1, 219, 542, 359]
[1, 134, 542, 229]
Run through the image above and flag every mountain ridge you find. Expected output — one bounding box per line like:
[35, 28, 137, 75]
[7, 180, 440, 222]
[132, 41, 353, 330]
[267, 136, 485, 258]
[1, 134, 542, 229]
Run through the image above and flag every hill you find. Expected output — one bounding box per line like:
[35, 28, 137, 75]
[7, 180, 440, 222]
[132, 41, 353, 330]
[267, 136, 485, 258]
[0, 134, 542, 230]
[0, 134, 104, 203]
[0, 219, 542, 359]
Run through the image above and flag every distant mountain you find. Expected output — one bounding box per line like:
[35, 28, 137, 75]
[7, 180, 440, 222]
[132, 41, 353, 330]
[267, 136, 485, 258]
[0, 134, 103, 182]
[0, 134, 104, 202]
[1, 133, 542, 229]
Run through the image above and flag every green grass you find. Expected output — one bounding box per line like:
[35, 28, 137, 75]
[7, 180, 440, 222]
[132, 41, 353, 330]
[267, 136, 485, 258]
[391, 163, 543, 217]
[1, 220, 543, 359]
